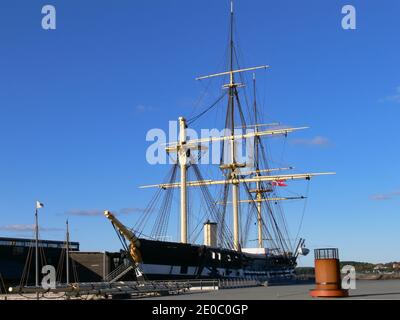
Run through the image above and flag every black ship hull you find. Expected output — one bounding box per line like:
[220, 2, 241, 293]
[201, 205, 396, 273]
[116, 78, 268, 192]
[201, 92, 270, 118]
[134, 238, 297, 281]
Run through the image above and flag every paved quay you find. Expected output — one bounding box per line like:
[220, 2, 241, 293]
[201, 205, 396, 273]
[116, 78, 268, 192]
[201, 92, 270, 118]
[142, 280, 400, 300]
[1, 280, 399, 300]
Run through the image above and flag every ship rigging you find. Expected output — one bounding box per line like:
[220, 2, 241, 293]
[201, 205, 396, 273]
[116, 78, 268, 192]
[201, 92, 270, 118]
[104, 1, 333, 281]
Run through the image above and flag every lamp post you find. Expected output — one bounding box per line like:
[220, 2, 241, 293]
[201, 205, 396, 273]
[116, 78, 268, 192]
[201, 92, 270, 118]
[35, 201, 44, 288]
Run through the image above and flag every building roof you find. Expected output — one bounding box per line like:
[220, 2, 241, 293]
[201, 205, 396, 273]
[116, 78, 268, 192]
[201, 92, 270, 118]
[0, 236, 79, 250]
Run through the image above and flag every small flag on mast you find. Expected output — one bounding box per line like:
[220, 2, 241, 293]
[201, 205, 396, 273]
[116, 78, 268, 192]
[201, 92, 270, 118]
[271, 180, 288, 187]
[36, 201, 44, 209]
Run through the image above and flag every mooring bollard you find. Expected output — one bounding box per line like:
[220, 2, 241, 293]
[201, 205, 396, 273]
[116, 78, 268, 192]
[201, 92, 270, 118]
[310, 248, 348, 298]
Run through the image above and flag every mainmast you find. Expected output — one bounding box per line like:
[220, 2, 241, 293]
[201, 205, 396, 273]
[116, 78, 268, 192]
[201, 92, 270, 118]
[228, 0, 241, 251]
[178, 117, 188, 243]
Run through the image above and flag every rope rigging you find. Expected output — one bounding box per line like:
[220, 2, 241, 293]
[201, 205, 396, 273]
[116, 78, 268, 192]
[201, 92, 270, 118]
[187, 92, 227, 125]
[191, 163, 234, 249]
[294, 180, 311, 246]
[124, 1, 310, 259]
[150, 163, 178, 240]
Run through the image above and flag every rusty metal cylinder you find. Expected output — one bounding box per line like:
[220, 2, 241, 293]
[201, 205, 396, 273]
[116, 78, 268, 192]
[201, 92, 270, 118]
[310, 248, 348, 297]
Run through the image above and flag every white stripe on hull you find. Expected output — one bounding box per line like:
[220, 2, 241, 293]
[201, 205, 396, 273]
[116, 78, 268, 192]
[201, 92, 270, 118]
[139, 263, 295, 279]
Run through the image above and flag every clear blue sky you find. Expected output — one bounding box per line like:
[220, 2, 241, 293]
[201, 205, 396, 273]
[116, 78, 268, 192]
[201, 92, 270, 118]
[0, 0, 399, 266]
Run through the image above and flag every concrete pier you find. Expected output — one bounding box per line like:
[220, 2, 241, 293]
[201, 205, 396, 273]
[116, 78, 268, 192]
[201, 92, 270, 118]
[141, 280, 400, 300]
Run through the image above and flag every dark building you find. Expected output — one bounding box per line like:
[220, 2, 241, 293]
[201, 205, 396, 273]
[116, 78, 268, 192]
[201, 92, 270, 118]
[0, 236, 79, 290]
[0, 237, 130, 291]
[69, 251, 129, 282]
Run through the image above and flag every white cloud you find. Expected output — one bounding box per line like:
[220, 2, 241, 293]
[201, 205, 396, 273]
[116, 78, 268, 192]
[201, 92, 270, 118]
[119, 207, 153, 214]
[65, 208, 151, 217]
[370, 190, 400, 201]
[370, 194, 392, 201]
[65, 209, 104, 217]
[382, 86, 400, 103]
[135, 104, 157, 113]
[0, 224, 63, 232]
[291, 136, 331, 146]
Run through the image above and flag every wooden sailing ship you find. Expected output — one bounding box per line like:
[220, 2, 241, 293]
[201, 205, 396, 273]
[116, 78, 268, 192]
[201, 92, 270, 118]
[104, 2, 333, 281]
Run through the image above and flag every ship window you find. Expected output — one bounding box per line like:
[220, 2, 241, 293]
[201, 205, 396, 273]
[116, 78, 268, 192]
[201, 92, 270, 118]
[227, 255, 232, 262]
[217, 253, 221, 260]
[180, 266, 188, 274]
[211, 251, 216, 259]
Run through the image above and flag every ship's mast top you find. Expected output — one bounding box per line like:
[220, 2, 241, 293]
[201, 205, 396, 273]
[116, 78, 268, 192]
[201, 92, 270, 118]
[229, 0, 234, 87]
[228, 0, 236, 165]
[195, 1, 268, 84]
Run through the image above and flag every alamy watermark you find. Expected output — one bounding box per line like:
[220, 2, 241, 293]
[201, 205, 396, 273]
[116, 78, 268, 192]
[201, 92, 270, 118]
[41, 5, 56, 30]
[341, 265, 357, 290]
[41, 265, 56, 289]
[145, 121, 256, 166]
[38, 4, 356, 31]
[342, 5, 356, 30]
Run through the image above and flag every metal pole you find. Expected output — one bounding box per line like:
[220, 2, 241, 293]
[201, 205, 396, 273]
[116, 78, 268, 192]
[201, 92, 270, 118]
[66, 220, 70, 285]
[35, 208, 39, 288]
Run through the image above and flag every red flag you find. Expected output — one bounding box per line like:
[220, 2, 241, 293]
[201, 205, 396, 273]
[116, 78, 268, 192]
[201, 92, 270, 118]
[271, 179, 287, 187]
